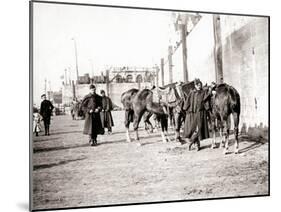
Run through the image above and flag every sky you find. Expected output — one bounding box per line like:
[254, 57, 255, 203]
[33, 2, 180, 105]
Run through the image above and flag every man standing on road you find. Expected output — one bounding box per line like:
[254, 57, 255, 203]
[81, 84, 104, 146]
[182, 78, 210, 151]
[100, 90, 114, 134]
[40, 94, 54, 136]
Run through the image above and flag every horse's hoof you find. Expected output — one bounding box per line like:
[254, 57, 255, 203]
[223, 149, 228, 155]
[136, 142, 142, 147]
[211, 144, 216, 149]
[235, 149, 239, 154]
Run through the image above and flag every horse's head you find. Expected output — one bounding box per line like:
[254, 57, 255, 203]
[179, 80, 195, 99]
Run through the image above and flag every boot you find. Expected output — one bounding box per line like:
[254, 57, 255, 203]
[93, 139, 98, 146]
[47, 125, 50, 136]
[90, 139, 95, 146]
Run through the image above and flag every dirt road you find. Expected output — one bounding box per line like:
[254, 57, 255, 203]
[32, 111, 268, 210]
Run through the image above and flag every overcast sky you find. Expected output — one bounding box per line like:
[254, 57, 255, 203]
[32, 2, 182, 105]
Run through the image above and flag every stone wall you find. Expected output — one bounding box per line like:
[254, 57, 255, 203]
[163, 14, 268, 129]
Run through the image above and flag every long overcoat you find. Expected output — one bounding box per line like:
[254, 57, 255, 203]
[100, 96, 114, 128]
[183, 89, 210, 140]
[40, 100, 54, 125]
[81, 93, 104, 135]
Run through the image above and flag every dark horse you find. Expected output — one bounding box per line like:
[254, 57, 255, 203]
[121, 88, 170, 143]
[208, 83, 241, 154]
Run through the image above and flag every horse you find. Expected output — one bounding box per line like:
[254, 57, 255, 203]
[71, 101, 80, 120]
[121, 88, 170, 143]
[207, 83, 241, 154]
[149, 81, 196, 143]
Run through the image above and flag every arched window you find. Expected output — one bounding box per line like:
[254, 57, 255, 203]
[146, 74, 154, 83]
[115, 74, 122, 83]
[126, 74, 133, 83]
[136, 74, 143, 83]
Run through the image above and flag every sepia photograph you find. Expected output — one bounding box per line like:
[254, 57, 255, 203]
[30, 1, 269, 211]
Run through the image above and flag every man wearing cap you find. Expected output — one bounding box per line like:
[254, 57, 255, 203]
[40, 94, 54, 136]
[182, 78, 210, 151]
[81, 84, 104, 146]
[100, 90, 114, 134]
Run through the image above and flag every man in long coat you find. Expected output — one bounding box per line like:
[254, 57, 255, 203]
[81, 84, 104, 146]
[100, 90, 114, 134]
[183, 79, 210, 151]
[40, 94, 54, 136]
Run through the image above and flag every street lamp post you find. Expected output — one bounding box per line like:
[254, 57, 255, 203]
[71, 38, 79, 84]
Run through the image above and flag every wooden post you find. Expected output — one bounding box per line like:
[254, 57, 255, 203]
[155, 66, 159, 88]
[106, 69, 110, 96]
[72, 80, 76, 100]
[161, 58, 164, 86]
[181, 23, 188, 82]
[168, 45, 173, 84]
[213, 14, 223, 83]
[64, 69, 67, 85]
[44, 78, 47, 95]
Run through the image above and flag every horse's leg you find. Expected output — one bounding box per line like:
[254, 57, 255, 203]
[211, 118, 217, 149]
[218, 118, 225, 149]
[159, 114, 169, 143]
[233, 112, 240, 154]
[144, 112, 153, 133]
[133, 110, 145, 142]
[223, 117, 230, 155]
[174, 112, 182, 143]
[164, 115, 170, 142]
[125, 110, 132, 142]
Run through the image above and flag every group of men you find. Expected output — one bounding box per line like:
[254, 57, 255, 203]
[35, 85, 114, 146]
[80, 84, 114, 146]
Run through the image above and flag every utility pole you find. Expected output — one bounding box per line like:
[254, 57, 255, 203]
[213, 14, 223, 83]
[64, 69, 67, 85]
[155, 65, 159, 89]
[106, 69, 110, 96]
[68, 67, 71, 85]
[72, 80, 76, 100]
[71, 38, 79, 84]
[48, 80, 52, 100]
[44, 78, 47, 96]
[181, 22, 188, 82]
[161, 58, 164, 86]
[168, 45, 173, 84]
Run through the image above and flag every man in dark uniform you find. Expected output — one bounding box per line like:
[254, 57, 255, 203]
[40, 94, 54, 136]
[81, 84, 104, 146]
[183, 78, 210, 151]
[100, 90, 114, 134]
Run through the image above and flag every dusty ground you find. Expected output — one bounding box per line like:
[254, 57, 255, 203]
[32, 111, 268, 210]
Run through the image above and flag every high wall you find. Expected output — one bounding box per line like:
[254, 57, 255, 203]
[220, 16, 269, 127]
[163, 14, 268, 129]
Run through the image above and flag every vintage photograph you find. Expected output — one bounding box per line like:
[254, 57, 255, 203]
[30, 1, 269, 211]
